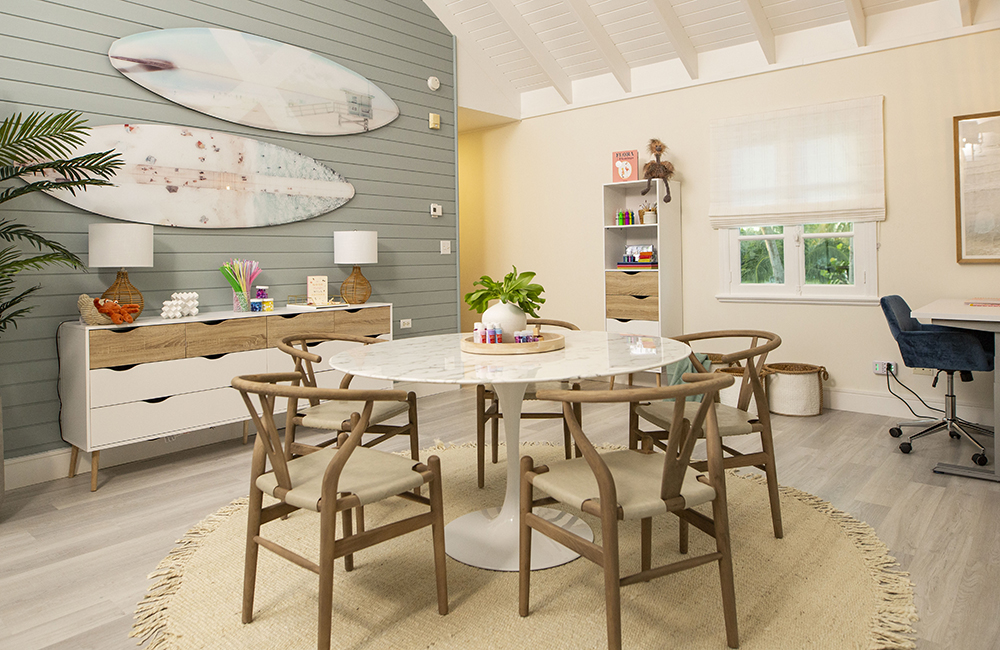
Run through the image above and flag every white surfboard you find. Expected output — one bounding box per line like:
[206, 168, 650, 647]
[40, 124, 354, 228]
[109, 28, 400, 135]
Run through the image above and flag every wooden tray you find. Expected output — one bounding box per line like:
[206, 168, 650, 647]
[460, 333, 565, 355]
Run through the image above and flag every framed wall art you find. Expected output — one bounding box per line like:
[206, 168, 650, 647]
[955, 110, 1000, 263]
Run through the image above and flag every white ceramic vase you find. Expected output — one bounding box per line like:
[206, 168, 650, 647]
[482, 301, 527, 340]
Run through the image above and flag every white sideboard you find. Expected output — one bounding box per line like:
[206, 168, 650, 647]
[58, 303, 391, 490]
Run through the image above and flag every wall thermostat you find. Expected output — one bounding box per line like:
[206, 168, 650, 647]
[427, 76, 441, 91]
[430, 203, 443, 217]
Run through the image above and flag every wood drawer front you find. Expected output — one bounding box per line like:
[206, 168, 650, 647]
[90, 386, 248, 448]
[185, 318, 267, 357]
[606, 271, 658, 297]
[89, 325, 186, 369]
[266, 339, 366, 373]
[266, 312, 337, 347]
[90, 349, 268, 408]
[606, 318, 661, 337]
[334, 306, 391, 336]
[606, 295, 659, 321]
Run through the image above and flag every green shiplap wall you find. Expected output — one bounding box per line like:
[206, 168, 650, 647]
[0, 0, 457, 457]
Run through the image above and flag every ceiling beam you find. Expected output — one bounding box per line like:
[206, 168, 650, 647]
[421, 0, 522, 113]
[646, 0, 698, 80]
[489, 0, 574, 104]
[738, 0, 776, 64]
[844, 0, 866, 46]
[956, 0, 975, 25]
[564, 0, 631, 92]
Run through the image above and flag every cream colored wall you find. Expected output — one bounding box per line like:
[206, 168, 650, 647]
[458, 129, 487, 333]
[458, 30, 1000, 412]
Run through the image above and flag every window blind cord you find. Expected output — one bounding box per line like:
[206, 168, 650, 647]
[885, 367, 944, 418]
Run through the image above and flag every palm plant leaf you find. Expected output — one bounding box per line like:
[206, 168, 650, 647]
[0, 221, 83, 267]
[0, 177, 116, 204]
[0, 111, 92, 166]
[1, 150, 123, 184]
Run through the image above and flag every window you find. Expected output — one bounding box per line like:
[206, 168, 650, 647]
[719, 221, 878, 303]
[710, 97, 884, 304]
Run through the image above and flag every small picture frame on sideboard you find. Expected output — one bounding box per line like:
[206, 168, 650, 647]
[955, 110, 1000, 263]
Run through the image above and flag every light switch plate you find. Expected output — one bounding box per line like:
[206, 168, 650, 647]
[400, 318, 412, 329]
[440, 240, 451, 254]
[430, 203, 443, 217]
[429, 113, 441, 129]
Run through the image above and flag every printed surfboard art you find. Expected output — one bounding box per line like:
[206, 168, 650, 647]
[39, 124, 355, 228]
[109, 28, 399, 135]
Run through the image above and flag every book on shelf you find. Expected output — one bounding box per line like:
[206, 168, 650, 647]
[617, 263, 658, 269]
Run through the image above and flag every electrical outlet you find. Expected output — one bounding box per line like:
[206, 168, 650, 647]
[912, 367, 934, 376]
[440, 240, 451, 254]
[400, 318, 412, 329]
[873, 361, 896, 375]
[430, 203, 443, 217]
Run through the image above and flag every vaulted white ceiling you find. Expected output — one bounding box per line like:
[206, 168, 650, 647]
[423, 0, 1000, 127]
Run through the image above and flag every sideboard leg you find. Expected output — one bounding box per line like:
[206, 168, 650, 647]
[90, 451, 100, 492]
[69, 446, 79, 479]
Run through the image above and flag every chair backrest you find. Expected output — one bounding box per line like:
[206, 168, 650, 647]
[536, 373, 734, 508]
[676, 330, 780, 415]
[880, 295, 920, 340]
[527, 318, 580, 331]
[278, 333, 382, 401]
[232, 372, 409, 494]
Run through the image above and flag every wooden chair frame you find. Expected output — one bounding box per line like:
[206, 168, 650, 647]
[630, 329, 783, 539]
[520, 374, 739, 650]
[476, 318, 583, 488]
[233, 372, 448, 650]
[278, 332, 419, 461]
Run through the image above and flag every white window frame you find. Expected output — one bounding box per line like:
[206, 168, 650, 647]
[717, 221, 878, 305]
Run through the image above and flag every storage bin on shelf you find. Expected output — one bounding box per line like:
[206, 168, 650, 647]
[763, 363, 829, 416]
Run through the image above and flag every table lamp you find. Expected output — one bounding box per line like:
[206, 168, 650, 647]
[88, 223, 154, 315]
[334, 230, 377, 304]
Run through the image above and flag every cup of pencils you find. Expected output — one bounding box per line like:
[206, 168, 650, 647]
[220, 259, 262, 313]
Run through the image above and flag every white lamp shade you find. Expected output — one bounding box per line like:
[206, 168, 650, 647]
[334, 230, 378, 265]
[88, 223, 154, 268]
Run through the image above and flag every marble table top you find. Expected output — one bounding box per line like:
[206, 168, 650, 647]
[326, 331, 691, 385]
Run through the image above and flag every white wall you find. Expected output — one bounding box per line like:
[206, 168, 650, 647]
[459, 30, 1000, 417]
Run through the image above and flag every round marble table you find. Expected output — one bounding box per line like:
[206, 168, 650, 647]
[327, 331, 690, 571]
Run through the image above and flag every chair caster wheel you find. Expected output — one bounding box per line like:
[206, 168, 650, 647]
[899, 442, 912, 454]
[950, 432, 961, 439]
[973, 453, 989, 466]
[889, 427, 903, 438]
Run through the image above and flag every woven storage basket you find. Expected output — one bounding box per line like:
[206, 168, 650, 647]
[713, 366, 758, 417]
[77, 294, 115, 326]
[764, 363, 829, 416]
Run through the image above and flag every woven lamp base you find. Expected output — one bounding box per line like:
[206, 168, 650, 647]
[101, 269, 145, 316]
[340, 265, 372, 304]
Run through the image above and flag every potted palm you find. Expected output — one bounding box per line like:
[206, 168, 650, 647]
[0, 110, 122, 507]
[464, 266, 545, 338]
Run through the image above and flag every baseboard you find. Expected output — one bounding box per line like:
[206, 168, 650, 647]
[824, 387, 994, 426]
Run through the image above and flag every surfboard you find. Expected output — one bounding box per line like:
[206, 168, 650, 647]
[108, 28, 399, 135]
[39, 124, 354, 228]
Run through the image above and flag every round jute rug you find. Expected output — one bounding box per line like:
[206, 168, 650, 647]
[132, 443, 917, 650]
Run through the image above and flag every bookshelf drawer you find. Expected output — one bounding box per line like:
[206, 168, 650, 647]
[606, 271, 658, 297]
[606, 295, 659, 321]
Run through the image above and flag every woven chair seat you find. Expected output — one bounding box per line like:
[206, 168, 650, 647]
[256, 446, 425, 511]
[531, 450, 716, 520]
[636, 402, 756, 436]
[299, 399, 409, 431]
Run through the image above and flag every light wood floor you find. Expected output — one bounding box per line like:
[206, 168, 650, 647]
[1, 387, 999, 649]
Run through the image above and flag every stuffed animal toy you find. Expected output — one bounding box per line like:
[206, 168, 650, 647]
[641, 138, 674, 203]
[94, 297, 140, 324]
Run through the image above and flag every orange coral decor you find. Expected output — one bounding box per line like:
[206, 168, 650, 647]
[93, 297, 141, 324]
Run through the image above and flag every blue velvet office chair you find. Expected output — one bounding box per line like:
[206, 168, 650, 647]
[881, 295, 995, 465]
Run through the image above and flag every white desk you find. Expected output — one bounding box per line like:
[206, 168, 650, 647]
[326, 331, 691, 570]
[911, 298, 1000, 482]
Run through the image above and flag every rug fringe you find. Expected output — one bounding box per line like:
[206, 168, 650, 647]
[130, 497, 249, 648]
[732, 471, 918, 650]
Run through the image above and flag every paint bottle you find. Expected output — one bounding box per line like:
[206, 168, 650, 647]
[474, 322, 484, 344]
[487, 324, 496, 344]
[495, 323, 503, 343]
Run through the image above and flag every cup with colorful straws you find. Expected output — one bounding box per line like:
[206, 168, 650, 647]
[220, 259, 262, 312]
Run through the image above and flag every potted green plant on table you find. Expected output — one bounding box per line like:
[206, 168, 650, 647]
[464, 266, 545, 338]
[0, 110, 122, 508]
